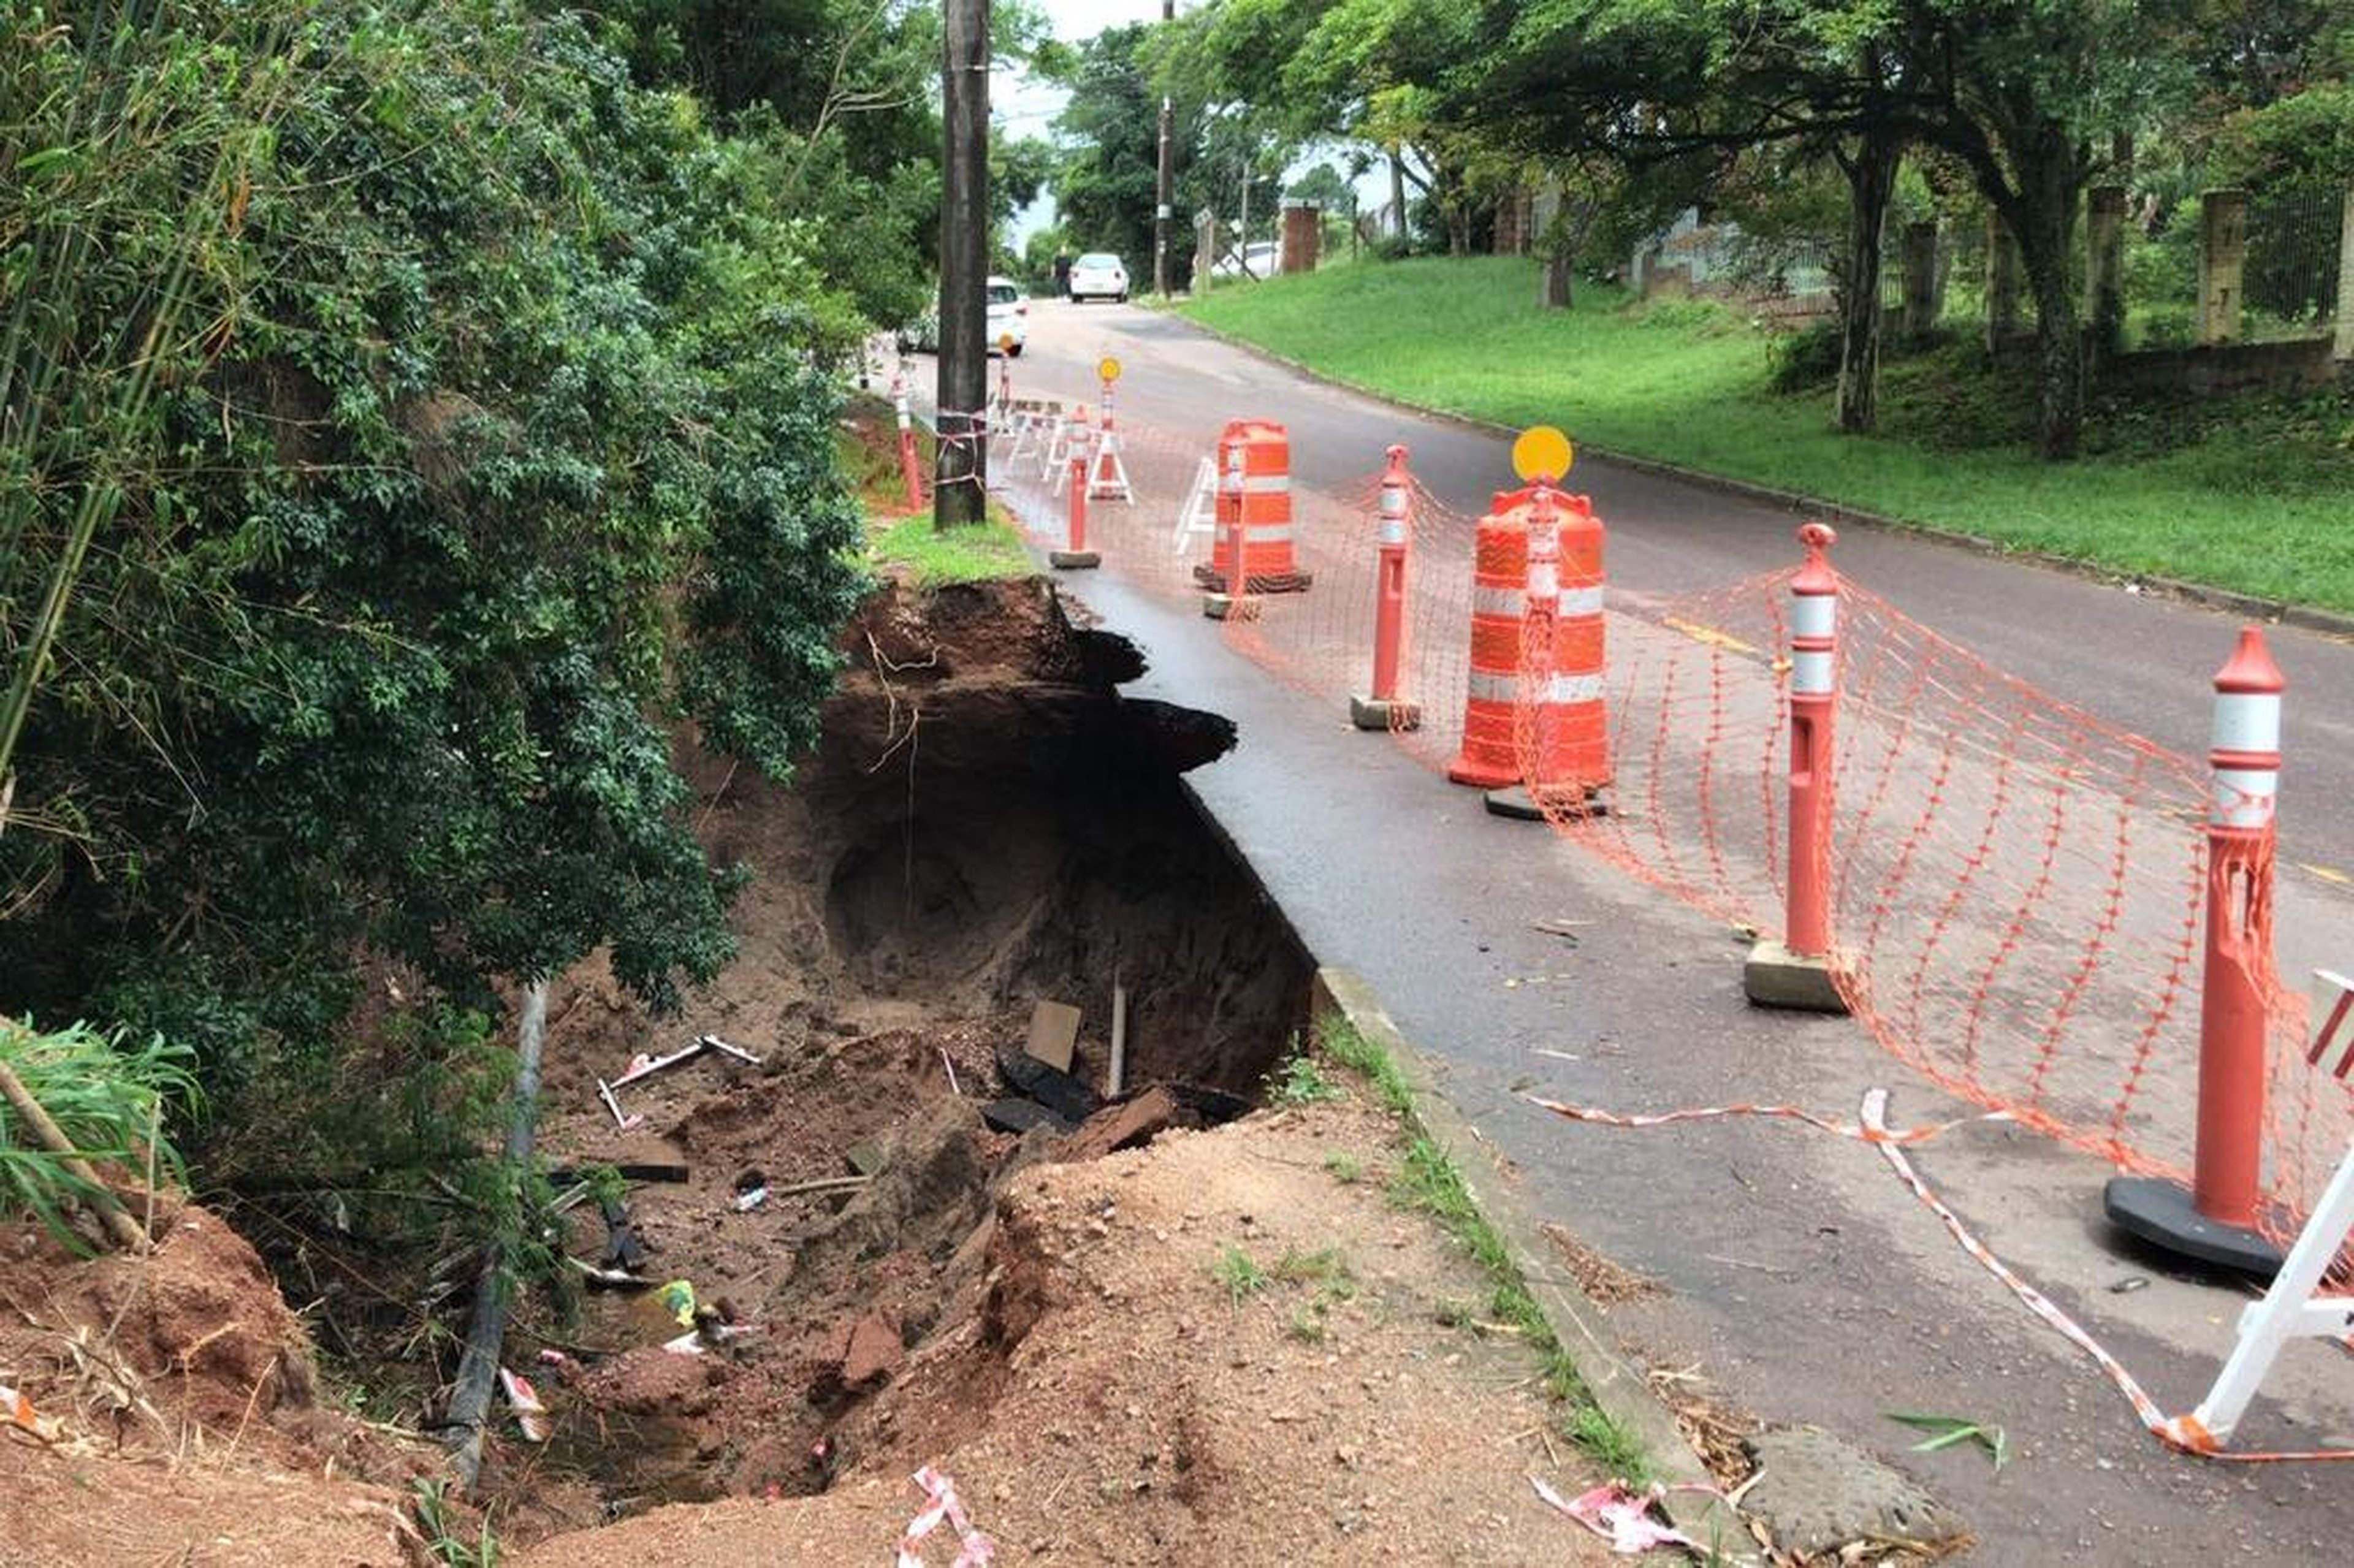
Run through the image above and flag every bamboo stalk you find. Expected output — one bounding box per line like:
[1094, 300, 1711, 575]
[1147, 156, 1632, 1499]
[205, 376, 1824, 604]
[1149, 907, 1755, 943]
[0, 1044, 150, 1254]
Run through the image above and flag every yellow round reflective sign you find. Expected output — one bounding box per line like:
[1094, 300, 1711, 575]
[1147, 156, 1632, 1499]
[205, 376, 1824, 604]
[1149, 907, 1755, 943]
[998, 332, 1016, 351]
[1097, 356, 1123, 383]
[1511, 425, 1575, 484]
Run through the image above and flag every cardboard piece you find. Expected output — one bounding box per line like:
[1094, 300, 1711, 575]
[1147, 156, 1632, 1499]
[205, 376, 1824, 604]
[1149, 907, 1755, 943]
[1025, 1000, 1082, 1072]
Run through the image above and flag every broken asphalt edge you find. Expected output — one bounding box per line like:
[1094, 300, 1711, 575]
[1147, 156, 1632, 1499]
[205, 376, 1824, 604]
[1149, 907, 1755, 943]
[1162, 308, 2354, 644]
[1309, 964, 1753, 1560]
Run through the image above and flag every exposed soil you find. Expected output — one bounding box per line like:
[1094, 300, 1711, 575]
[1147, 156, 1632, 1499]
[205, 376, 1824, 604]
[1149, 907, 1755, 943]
[514, 1090, 1613, 1566]
[0, 572, 1615, 1562]
[0, 1197, 426, 1564]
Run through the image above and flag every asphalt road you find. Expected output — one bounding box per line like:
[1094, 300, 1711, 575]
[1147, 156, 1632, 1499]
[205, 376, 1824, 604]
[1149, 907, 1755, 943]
[999, 297, 2354, 885]
[929, 298, 2354, 1561]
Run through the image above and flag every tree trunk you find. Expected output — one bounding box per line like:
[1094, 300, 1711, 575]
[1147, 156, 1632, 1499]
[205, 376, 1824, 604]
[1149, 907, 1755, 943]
[2009, 154, 2086, 459]
[1388, 150, 1407, 240]
[1834, 137, 1899, 435]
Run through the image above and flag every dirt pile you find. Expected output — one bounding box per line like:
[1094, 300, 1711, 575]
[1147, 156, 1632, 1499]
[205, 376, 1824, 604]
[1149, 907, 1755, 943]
[0, 1201, 424, 1563]
[517, 1090, 1613, 1566]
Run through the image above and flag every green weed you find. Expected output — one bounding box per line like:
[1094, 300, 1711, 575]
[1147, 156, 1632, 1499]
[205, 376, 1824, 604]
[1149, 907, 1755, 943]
[1211, 1243, 1269, 1309]
[412, 1478, 499, 1567]
[1322, 1149, 1364, 1184]
[1310, 1010, 1653, 1483]
[1268, 1048, 1343, 1107]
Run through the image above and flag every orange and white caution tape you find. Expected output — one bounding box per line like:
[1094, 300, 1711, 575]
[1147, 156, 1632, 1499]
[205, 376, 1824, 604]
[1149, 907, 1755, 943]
[1856, 1089, 2354, 1463]
[3, 1383, 62, 1443]
[897, 1465, 994, 1567]
[1530, 1085, 2354, 1461]
[1526, 1092, 2008, 1147]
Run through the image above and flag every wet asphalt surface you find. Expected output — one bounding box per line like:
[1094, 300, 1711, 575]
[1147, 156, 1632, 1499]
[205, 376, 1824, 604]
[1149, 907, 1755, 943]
[918, 300, 2354, 1561]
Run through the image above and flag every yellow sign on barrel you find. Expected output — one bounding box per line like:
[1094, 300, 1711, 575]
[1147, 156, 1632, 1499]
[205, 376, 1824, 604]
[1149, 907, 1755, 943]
[998, 332, 1016, 352]
[1098, 356, 1122, 383]
[1511, 424, 1575, 484]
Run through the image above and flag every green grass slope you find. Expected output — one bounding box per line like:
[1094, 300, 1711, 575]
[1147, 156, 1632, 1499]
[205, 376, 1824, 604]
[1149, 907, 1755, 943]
[1179, 257, 2354, 612]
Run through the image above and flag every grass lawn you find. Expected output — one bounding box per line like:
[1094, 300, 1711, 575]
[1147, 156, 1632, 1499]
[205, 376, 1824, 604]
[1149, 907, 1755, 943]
[838, 402, 1035, 585]
[1177, 257, 2354, 612]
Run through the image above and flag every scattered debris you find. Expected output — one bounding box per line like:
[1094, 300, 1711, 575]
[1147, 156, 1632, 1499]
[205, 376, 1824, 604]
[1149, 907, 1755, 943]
[1528, 1475, 1699, 1555]
[1530, 919, 1588, 942]
[846, 1141, 886, 1177]
[1541, 1222, 1664, 1306]
[1061, 1085, 1201, 1162]
[896, 1464, 994, 1568]
[981, 1098, 1075, 1137]
[2, 1382, 62, 1444]
[734, 1168, 769, 1211]
[2109, 1275, 2150, 1295]
[1887, 1410, 2009, 1470]
[500, 1368, 550, 1443]
[1742, 1426, 1969, 1559]
[996, 1043, 1099, 1124]
[658, 1279, 698, 1328]
[1024, 1000, 1082, 1073]
[598, 1033, 768, 1127]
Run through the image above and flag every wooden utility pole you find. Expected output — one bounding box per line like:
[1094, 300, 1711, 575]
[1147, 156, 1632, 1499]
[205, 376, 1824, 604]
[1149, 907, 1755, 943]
[936, 0, 990, 527]
[1154, 0, 1175, 296]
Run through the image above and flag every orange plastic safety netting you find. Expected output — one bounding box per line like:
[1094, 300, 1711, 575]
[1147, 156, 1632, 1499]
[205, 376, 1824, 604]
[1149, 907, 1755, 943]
[979, 402, 2354, 1252]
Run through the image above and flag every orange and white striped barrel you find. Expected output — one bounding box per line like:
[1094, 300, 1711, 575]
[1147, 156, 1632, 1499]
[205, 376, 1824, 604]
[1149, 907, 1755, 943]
[1447, 484, 1606, 790]
[1195, 419, 1311, 594]
[1523, 485, 1610, 793]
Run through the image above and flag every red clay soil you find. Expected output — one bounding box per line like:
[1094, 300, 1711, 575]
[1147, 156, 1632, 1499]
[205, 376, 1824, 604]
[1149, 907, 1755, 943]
[514, 1091, 1616, 1566]
[0, 1198, 429, 1564]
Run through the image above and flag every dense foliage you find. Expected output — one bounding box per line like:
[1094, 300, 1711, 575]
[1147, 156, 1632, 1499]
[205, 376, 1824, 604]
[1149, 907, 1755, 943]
[1107, 0, 2351, 458]
[1, 1, 869, 1170]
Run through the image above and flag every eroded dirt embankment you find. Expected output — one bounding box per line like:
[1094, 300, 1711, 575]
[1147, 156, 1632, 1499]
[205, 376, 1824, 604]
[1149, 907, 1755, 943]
[490, 574, 1320, 1537]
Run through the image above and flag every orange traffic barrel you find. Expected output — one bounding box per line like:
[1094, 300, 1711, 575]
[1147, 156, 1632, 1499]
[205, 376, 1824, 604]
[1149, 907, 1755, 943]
[1447, 484, 1608, 791]
[1195, 419, 1311, 594]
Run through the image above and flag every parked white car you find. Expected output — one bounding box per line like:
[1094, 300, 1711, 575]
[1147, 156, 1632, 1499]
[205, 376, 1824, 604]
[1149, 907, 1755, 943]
[987, 275, 1027, 356]
[1068, 252, 1129, 303]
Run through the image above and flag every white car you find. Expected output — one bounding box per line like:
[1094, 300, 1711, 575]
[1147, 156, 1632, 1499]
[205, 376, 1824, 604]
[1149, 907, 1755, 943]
[1068, 252, 1129, 303]
[987, 275, 1027, 356]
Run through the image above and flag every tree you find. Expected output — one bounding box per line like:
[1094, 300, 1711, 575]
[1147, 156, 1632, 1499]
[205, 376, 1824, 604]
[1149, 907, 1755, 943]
[1046, 23, 1201, 276]
[2, 1, 866, 1151]
[1897, 0, 2193, 457]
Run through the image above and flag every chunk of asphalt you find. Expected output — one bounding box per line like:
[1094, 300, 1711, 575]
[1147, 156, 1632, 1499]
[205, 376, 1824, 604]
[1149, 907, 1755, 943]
[996, 1046, 1100, 1124]
[981, 1097, 1076, 1137]
[1740, 1426, 1968, 1559]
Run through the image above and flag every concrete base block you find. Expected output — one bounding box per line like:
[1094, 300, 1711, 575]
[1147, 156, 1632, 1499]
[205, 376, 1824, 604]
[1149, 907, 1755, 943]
[1743, 939, 1849, 1013]
[1483, 784, 1607, 822]
[1202, 593, 1260, 622]
[1349, 695, 1420, 732]
[2104, 1176, 2284, 1277]
[1048, 549, 1100, 569]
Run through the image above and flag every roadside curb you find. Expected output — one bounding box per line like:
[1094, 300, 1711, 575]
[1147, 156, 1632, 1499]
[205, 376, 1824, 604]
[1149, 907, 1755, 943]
[1309, 965, 1751, 1559]
[1167, 311, 2354, 643]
